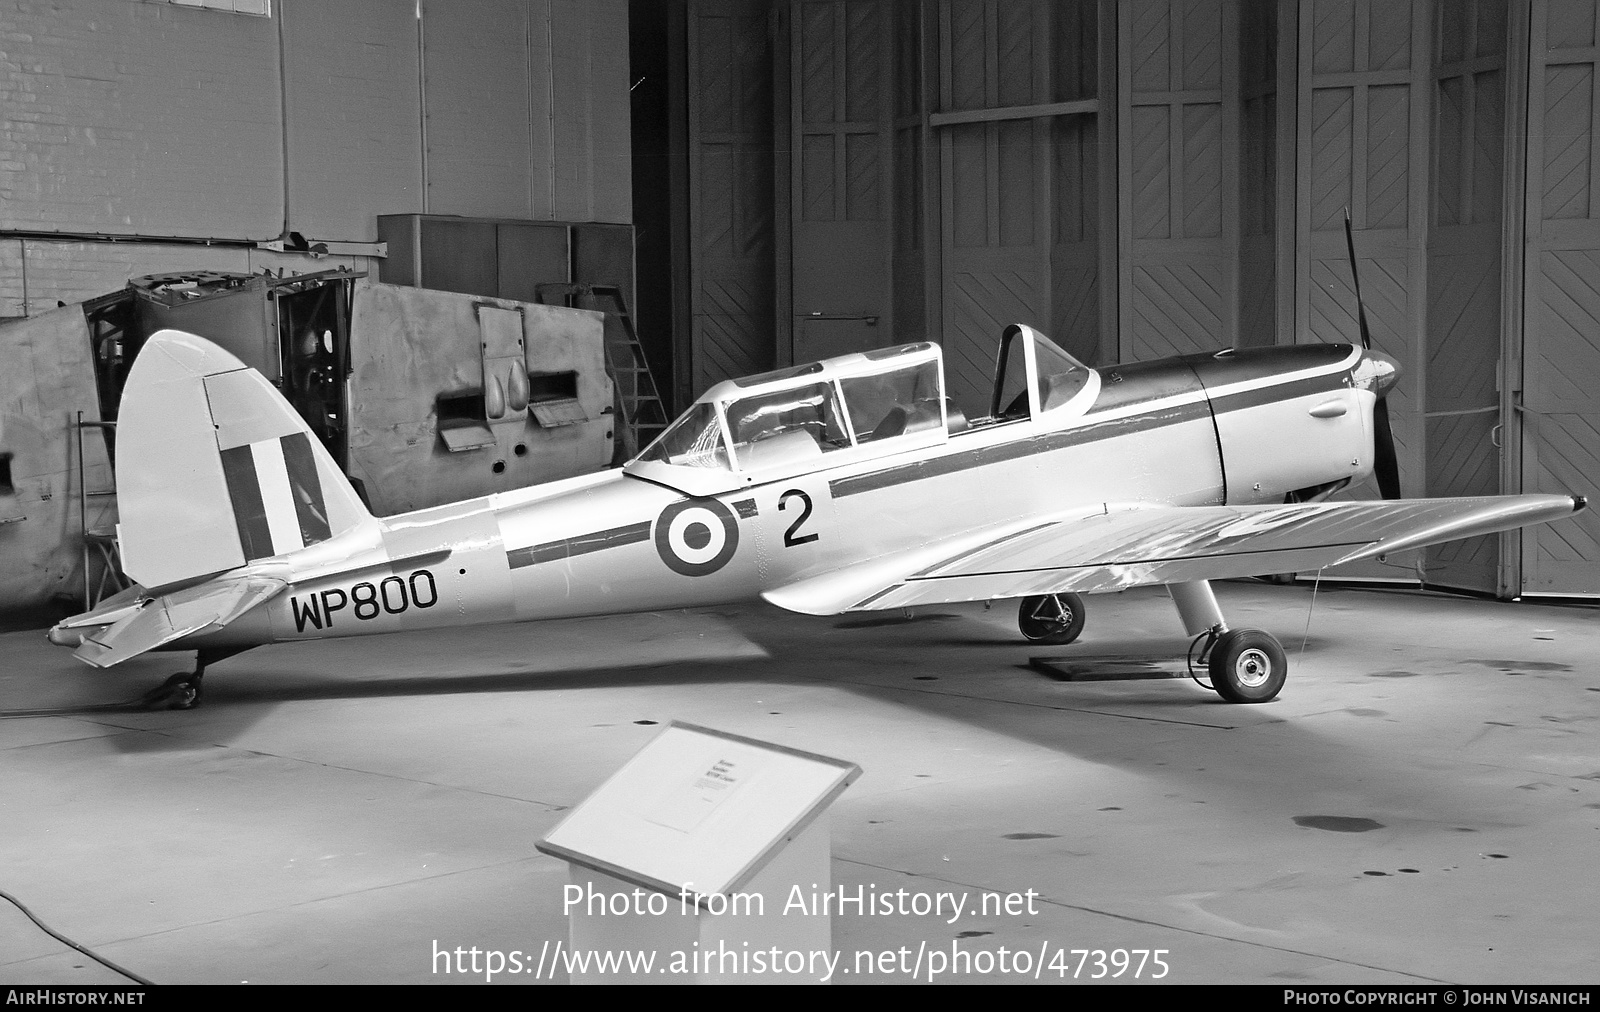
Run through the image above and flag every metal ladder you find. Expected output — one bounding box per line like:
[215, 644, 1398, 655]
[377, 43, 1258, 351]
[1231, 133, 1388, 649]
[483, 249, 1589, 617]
[76, 412, 128, 609]
[535, 283, 670, 458]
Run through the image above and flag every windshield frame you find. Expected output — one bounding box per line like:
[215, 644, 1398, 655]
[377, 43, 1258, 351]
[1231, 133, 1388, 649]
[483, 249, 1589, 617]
[989, 324, 1099, 426]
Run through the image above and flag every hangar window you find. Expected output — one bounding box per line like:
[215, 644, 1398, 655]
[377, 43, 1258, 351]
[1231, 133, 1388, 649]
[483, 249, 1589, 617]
[160, 1, 272, 16]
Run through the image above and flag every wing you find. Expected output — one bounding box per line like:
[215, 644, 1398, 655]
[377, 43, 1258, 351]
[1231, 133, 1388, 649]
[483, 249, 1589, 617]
[762, 495, 1587, 616]
[69, 575, 286, 668]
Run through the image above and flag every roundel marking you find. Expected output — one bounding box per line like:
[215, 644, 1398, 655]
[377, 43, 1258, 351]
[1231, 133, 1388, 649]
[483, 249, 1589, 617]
[655, 498, 739, 576]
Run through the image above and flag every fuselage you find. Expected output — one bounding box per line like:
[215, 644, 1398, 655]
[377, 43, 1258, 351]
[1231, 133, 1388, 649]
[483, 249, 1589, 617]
[193, 339, 1387, 652]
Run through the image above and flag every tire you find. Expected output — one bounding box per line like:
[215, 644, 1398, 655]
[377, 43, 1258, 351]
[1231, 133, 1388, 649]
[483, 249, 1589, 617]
[1208, 629, 1287, 703]
[1017, 593, 1086, 645]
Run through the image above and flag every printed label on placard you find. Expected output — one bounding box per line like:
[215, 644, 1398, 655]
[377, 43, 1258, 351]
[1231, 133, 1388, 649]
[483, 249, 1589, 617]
[645, 758, 742, 833]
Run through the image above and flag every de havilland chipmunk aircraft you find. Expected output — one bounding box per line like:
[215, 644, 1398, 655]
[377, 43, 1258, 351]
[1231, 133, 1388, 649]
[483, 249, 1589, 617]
[46, 311, 1586, 709]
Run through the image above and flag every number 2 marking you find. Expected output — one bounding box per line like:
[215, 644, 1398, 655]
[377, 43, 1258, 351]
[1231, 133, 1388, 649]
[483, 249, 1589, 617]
[779, 489, 819, 547]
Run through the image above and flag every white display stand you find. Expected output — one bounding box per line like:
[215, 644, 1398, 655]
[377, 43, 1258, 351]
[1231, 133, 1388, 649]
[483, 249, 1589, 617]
[536, 721, 862, 984]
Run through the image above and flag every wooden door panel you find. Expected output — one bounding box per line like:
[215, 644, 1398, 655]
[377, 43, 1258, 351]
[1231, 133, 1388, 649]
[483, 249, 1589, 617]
[936, 1, 1112, 398]
[1129, 264, 1223, 360]
[944, 267, 1044, 416]
[1298, 0, 1429, 583]
[1423, 0, 1508, 594]
[791, 0, 891, 342]
[1530, 249, 1600, 405]
[688, 0, 775, 396]
[1524, 410, 1600, 593]
[1119, 0, 1233, 360]
[1520, 0, 1600, 594]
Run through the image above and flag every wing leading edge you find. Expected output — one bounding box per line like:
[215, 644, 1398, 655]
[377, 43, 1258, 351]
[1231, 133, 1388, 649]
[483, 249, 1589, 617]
[762, 495, 1587, 616]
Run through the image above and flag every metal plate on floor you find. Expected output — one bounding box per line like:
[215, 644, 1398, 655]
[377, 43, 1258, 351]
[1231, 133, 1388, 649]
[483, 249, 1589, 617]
[1029, 655, 1189, 681]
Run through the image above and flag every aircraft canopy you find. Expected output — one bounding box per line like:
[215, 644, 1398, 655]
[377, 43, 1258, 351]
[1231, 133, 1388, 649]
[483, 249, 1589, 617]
[630, 342, 948, 493]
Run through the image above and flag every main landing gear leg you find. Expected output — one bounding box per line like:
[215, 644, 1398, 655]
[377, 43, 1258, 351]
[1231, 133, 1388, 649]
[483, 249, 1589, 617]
[140, 648, 226, 710]
[1167, 581, 1286, 703]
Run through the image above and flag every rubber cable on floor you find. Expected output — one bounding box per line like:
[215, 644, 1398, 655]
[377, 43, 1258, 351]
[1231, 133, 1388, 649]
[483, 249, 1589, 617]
[0, 886, 153, 985]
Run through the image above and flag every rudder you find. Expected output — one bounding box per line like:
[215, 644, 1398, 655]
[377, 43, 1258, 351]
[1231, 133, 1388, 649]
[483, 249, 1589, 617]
[115, 329, 371, 588]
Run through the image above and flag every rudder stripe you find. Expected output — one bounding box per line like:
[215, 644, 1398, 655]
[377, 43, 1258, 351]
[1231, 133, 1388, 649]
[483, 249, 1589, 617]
[219, 444, 273, 560]
[281, 432, 332, 546]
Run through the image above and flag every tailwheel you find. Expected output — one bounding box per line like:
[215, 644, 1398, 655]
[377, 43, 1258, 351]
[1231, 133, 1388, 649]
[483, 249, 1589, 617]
[1206, 629, 1286, 703]
[140, 672, 203, 710]
[1017, 593, 1086, 645]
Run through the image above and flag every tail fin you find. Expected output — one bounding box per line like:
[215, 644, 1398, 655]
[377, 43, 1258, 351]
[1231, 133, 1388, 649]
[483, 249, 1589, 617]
[115, 329, 371, 588]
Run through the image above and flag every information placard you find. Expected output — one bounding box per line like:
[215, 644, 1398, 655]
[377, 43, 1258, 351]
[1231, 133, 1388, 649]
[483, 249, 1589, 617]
[537, 721, 861, 902]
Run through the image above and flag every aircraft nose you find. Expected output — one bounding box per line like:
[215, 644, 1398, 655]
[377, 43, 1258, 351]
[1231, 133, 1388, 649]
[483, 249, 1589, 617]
[1353, 349, 1401, 397]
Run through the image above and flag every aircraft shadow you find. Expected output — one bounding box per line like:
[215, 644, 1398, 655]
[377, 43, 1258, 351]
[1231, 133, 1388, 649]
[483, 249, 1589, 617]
[81, 659, 787, 756]
[201, 659, 785, 704]
[715, 610, 1522, 832]
[63, 601, 1512, 833]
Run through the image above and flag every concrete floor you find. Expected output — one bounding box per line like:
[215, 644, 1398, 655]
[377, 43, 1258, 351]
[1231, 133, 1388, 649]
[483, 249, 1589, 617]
[0, 581, 1596, 985]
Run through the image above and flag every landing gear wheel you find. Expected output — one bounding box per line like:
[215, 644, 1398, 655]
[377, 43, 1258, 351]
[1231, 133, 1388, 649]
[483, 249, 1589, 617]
[1207, 629, 1286, 703]
[1017, 593, 1086, 645]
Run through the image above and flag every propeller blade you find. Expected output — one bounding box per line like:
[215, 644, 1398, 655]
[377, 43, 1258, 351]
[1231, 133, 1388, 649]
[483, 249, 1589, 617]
[1372, 394, 1402, 500]
[1346, 209, 1400, 498]
[1343, 210, 1374, 353]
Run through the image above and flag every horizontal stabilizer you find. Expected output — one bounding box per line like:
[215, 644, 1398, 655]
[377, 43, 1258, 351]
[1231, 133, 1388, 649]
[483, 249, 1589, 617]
[73, 576, 285, 668]
[53, 583, 148, 631]
[763, 495, 1586, 615]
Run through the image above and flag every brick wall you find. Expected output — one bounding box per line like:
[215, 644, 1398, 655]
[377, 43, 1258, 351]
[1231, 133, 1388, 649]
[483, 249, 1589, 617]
[0, 0, 283, 237]
[280, 0, 423, 242]
[0, 0, 632, 312]
[421, 0, 633, 223]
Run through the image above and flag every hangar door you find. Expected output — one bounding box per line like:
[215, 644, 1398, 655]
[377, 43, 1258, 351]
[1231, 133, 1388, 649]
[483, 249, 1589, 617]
[935, 0, 1113, 417]
[1118, 0, 1237, 363]
[1296, 0, 1432, 583]
[686, 0, 777, 399]
[789, 0, 894, 363]
[1519, 0, 1600, 595]
[1423, 0, 1511, 596]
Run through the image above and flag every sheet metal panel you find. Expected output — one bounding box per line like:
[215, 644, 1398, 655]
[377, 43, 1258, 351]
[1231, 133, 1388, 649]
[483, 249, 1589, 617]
[347, 282, 611, 516]
[0, 306, 115, 614]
